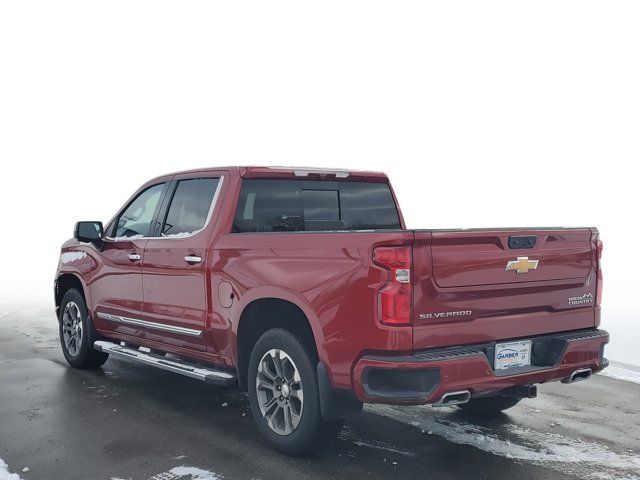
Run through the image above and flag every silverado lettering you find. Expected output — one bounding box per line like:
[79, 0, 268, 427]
[419, 310, 473, 319]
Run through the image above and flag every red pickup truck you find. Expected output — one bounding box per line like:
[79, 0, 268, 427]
[55, 166, 608, 454]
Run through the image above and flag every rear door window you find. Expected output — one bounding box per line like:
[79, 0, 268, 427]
[233, 179, 400, 232]
[162, 178, 220, 236]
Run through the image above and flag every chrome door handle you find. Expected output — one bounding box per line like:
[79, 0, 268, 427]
[127, 253, 141, 261]
[185, 255, 202, 265]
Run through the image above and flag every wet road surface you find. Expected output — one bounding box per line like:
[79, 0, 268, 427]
[1, 301, 639, 480]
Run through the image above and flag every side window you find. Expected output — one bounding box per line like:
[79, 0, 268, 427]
[232, 180, 303, 232]
[162, 178, 220, 236]
[114, 183, 166, 238]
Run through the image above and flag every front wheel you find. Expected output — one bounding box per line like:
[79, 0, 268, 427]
[59, 289, 109, 369]
[457, 395, 521, 414]
[247, 328, 339, 455]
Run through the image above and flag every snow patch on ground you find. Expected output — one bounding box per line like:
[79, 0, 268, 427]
[599, 361, 640, 385]
[371, 405, 640, 480]
[113, 466, 221, 480]
[164, 466, 221, 480]
[0, 459, 22, 480]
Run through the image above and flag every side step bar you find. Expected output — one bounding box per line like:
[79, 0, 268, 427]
[94, 341, 236, 386]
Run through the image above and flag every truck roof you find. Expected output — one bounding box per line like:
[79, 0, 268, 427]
[152, 166, 389, 182]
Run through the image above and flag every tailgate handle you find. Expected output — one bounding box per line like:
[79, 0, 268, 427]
[508, 235, 537, 249]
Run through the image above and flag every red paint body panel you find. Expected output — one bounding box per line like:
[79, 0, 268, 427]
[55, 166, 606, 404]
[89, 239, 147, 319]
[430, 229, 593, 287]
[411, 229, 598, 350]
[213, 230, 414, 386]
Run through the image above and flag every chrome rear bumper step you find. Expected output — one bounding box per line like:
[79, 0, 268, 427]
[93, 341, 236, 386]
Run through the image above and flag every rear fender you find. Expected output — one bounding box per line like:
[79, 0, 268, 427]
[230, 286, 327, 364]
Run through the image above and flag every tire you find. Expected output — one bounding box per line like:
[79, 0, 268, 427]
[59, 289, 109, 369]
[457, 395, 521, 414]
[248, 328, 335, 455]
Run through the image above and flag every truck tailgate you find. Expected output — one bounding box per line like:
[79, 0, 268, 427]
[411, 228, 599, 350]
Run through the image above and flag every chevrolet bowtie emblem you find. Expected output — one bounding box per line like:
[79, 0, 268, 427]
[505, 256, 539, 274]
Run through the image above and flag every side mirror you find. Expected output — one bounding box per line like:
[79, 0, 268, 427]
[74, 221, 104, 245]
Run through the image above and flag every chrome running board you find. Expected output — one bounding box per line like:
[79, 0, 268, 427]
[93, 341, 236, 386]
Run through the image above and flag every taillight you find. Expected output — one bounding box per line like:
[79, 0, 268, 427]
[596, 239, 603, 306]
[373, 246, 412, 326]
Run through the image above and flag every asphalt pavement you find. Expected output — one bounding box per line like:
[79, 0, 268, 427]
[1, 301, 639, 480]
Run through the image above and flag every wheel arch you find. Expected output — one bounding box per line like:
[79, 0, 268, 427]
[55, 273, 88, 318]
[234, 293, 323, 389]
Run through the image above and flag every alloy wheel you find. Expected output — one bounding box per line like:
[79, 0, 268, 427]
[62, 301, 83, 357]
[255, 348, 304, 435]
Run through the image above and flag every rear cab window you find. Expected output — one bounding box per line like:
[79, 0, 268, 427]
[233, 179, 401, 232]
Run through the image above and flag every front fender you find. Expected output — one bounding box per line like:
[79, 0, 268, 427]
[55, 246, 99, 310]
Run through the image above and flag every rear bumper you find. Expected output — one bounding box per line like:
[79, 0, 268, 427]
[352, 328, 609, 405]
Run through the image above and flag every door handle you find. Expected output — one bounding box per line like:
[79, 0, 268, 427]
[185, 255, 202, 265]
[127, 253, 141, 261]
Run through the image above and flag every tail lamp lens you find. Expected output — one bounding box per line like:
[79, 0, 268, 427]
[373, 246, 412, 326]
[596, 240, 603, 306]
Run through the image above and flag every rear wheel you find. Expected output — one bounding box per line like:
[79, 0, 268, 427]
[59, 289, 109, 369]
[248, 328, 340, 455]
[457, 395, 521, 414]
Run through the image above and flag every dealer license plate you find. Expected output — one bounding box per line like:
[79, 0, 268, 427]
[494, 340, 532, 371]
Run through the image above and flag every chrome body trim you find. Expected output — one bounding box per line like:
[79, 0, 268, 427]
[96, 312, 203, 337]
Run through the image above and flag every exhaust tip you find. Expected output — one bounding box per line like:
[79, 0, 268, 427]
[503, 384, 538, 399]
[563, 368, 592, 384]
[433, 390, 471, 407]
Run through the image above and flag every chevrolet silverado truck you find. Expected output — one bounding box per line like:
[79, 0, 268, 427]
[54, 166, 608, 454]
